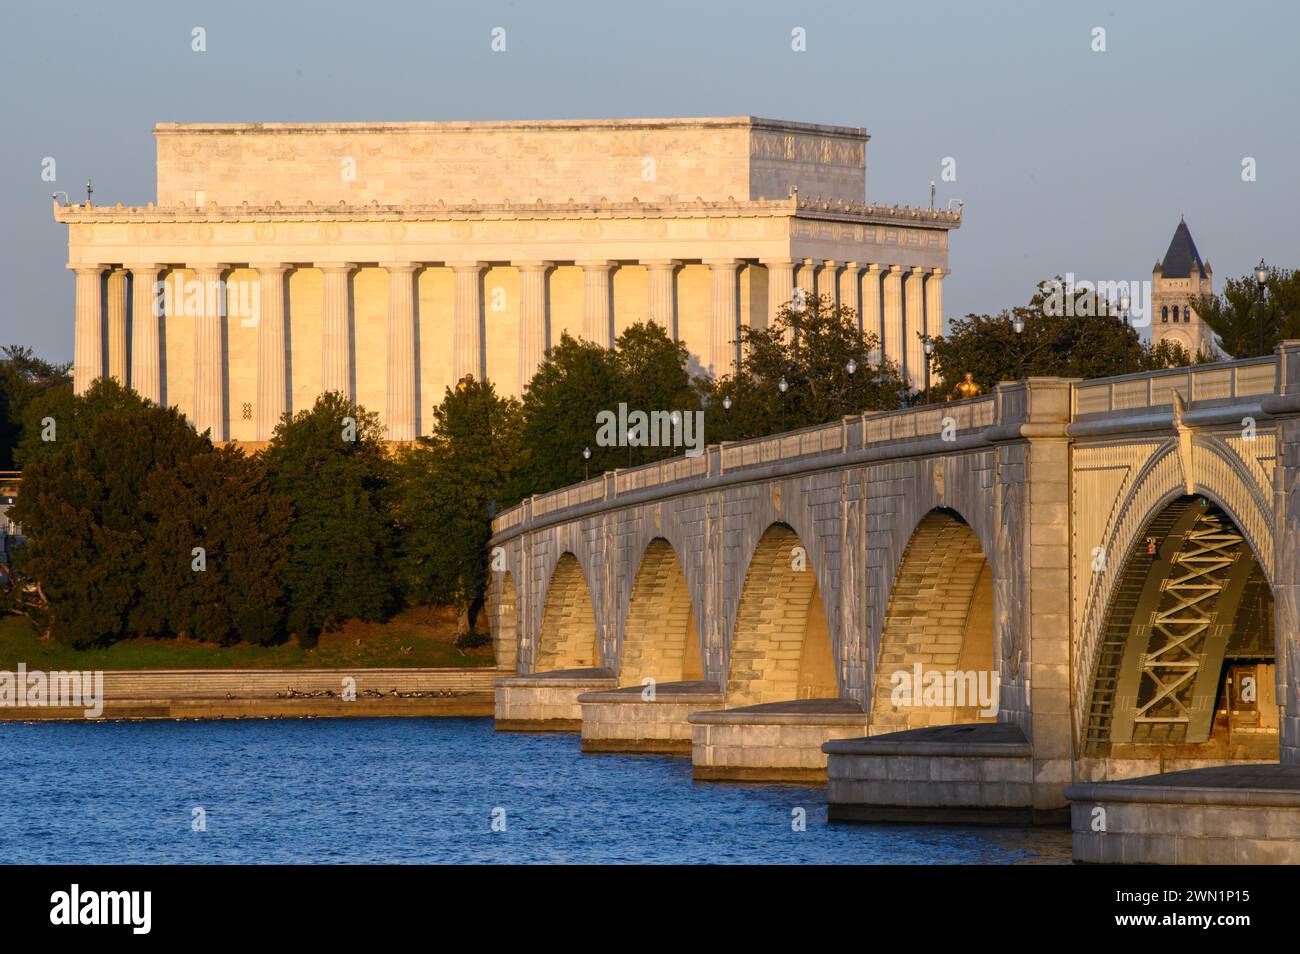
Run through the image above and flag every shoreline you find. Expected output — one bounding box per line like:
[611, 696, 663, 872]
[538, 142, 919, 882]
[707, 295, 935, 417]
[0, 667, 503, 722]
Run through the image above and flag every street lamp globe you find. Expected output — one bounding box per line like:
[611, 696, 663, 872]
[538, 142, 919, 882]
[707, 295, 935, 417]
[1012, 316, 1024, 335]
[721, 395, 732, 411]
[778, 376, 789, 394]
[1257, 259, 1269, 288]
[582, 446, 591, 461]
[845, 358, 858, 376]
[922, 337, 934, 357]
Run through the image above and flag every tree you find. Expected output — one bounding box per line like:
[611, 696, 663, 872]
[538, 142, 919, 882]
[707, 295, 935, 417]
[700, 293, 909, 441]
[143, 446, 292, 645]
[262, 392, 399, 642]
[928, 278, 1204, 399]
[518, 332, 626, 492]
[1191, 268, 1300, 359]
[397, 378, 526, 628]
[8, 379, 212, 645]
[612, 321, 701, 460]
[0, 346, 70, 471]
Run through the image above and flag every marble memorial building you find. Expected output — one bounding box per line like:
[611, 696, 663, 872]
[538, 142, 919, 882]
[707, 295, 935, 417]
[55, 117, 960, 442]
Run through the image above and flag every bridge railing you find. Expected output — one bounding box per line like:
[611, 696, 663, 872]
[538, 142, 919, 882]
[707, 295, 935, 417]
[1072, 355, 1277, 418]
[615, 452, 707, 493]
[862, 395, 996, 445]
[719, 419, 847, 471]
[491, 394, 1004, 535]
[531, 474, 607, 518]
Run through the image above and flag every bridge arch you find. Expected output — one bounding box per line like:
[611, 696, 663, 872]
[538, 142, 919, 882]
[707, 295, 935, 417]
[1075, 437, 1277, 755]
[869, 508, 997, 733]
[1082, 492, 1276, 763]
[536, 552, 602, 671]
[619, 537, 704, 685]
[726, 522, 838, 706]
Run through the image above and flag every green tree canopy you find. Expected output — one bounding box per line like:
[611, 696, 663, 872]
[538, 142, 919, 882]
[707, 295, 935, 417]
[928, 278, 1204, 399]
[700, 293, 909, 441]
[143, 445, 292, 645]
[261, 392, 399, 641]
[1191, 267, 1300, 358]
[520, 322, 696, 493]
[0, 345, 70, 470]
[397, 377, 526, 624]
[8, 379, 212, 645]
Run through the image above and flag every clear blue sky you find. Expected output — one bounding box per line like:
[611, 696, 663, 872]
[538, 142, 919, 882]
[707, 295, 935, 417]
[2, 0, 1296, 361]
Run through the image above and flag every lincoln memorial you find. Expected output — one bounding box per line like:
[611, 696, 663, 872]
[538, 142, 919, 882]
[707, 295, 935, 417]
[55, 116, 960, 442]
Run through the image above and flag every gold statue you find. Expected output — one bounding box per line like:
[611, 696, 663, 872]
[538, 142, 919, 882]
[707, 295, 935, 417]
[950, 372, 983, 401]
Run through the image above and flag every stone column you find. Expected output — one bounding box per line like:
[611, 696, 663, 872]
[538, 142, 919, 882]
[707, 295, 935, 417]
[317, 262, 355, 398]
[706, 259, 739, 378]
[861, 264, 883, 351]
[796, 258, 817, 307]
[580, 260, 615, 348]
[380, 262, 418, 442]
[838, 263, 860, 329]
[644, 260, 678, 337]
[517, 261, 551, 390]
[70, 264, 104, 395]
[254, 263, 289, 441]
[451, 261, 485, 383]
[762, 259, 795, 342]
[905, 268, 926, 389]
[126, 263, 162, 403]
[190, 263, 228, 440]
[925, 267, 945, 343]
[881, 265, 903, 375]
[816, 260, 838, 306]
[106, 269, 128, 384]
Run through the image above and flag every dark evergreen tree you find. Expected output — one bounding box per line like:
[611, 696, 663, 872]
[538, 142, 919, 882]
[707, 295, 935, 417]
[261, 392, 398, 641]
[397, 378, 525, 627]
[8, 379, 211, 645]
[143, 445, 292, 644]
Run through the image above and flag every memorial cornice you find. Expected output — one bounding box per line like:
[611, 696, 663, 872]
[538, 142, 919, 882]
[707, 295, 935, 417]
[54, 196, 961, 230]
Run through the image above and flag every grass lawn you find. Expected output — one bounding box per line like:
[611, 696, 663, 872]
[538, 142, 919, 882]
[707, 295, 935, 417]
[0, 605, 499, 671]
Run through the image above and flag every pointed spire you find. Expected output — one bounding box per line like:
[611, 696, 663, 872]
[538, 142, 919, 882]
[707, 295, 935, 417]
[1160, 217, 1205, 279]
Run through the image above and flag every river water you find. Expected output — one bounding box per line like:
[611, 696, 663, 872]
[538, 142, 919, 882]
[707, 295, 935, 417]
[1, 717, 1070, 864]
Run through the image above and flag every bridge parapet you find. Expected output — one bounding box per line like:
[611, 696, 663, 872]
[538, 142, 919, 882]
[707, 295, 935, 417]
[1071, 355, 1277, 420]
[863, 395, 996, 445]
[491, 392, 1009, 537]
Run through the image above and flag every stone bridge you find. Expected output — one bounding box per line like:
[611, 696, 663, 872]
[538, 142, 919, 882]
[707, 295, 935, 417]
[487, 345, 1300, 848]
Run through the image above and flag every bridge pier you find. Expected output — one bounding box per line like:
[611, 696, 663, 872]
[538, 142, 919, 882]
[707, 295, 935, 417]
[578, 681, 726, 753]
[493, 669, 616, 731]
[689, 700, 870, 783]
[1066, 765, 1300, 863]
[822, 723, 1065, 824]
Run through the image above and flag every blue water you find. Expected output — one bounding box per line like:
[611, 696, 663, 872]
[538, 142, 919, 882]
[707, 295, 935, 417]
[0, 717, 1070, 864]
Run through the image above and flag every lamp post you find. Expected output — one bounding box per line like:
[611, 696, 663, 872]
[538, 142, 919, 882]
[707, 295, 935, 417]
[778, 375, 788, 432]
[1119, 293, 1132, 374]
[1256, 259, 1269, 357]
[922, 336, 934, 405]
[582, 445, 591, 481]
[1012, 315, 1025, 380]
[720, 393, 732, 442]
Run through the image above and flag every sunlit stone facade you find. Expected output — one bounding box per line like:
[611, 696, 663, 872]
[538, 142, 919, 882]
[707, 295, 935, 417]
[56, 117, 960, 442]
